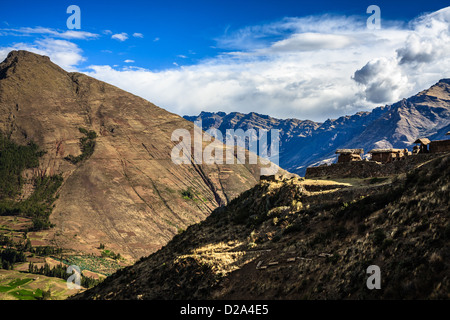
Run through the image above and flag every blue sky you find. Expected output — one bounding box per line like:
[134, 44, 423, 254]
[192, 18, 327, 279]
[1, 0, 450, 121]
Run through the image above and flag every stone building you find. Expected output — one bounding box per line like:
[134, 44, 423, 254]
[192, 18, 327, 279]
[369, 149, 406, 163]
[413, 138, 431, 153]
[335, 149, 364, 163]
[429, 133, 450, 153]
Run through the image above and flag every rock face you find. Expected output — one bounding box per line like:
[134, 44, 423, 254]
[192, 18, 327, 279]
[0, 51, 268, 260]
[72, 153, 450, 300]
[185, 80, 450, 175]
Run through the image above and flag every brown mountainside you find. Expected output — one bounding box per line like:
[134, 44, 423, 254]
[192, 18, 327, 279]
[0, 50, 270, 260]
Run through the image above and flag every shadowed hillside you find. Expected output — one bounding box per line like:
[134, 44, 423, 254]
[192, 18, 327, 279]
[72, 152, 450, 300]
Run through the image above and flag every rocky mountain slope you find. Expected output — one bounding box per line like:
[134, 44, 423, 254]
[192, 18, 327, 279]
[185, 80, 450, 175]
[72, 153, 450, 300]
[0, 50, 271, 261]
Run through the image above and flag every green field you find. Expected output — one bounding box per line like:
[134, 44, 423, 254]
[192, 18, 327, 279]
[0, 269, 82, 300]
[55, 254, 123, 276]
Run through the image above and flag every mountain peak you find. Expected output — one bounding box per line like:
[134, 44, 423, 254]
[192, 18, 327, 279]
[415, 78, 450, 100]
[438, 78, 450, 84]
[3, 50, 51, 66]
[0, 50, 65, 82]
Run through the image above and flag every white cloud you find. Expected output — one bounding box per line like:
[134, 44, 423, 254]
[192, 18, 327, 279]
[268, 33, 355, 52]
[215, 15, 367, 51]
[133, 33, 144, 38]
[353, 6, 450, 105]
[86, 11, 439, 121]
[124, 59, 135, 63]
[111, 33, 128, 41]
[4, 8, 449, 122]
[353, 57, 410, 103]
[0, 27, 99, 40]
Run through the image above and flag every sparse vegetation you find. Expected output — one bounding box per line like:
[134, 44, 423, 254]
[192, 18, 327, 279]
[371, 228, 386, 246]
[369, 177, 388, 184]
[181, 187, 195, 200]
[27, 262, 101, 289]
[0, 134, 43, 198]
[64, 127, 97, 164]
[0, 134, 63, 230]
[101, 249, 122, 260]
[56, 254, 123, 276]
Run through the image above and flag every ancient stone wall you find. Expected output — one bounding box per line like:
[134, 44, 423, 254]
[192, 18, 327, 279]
[305, 153, 439, 178]
[430, 140, 450, 153]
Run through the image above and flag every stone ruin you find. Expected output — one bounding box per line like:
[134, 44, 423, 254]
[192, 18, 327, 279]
[368, 148, 410, 163]
[305, 134, 450, 179]
[335, 149, 364, 163]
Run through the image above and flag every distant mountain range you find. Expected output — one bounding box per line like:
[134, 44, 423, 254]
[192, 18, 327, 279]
[184, 79, 450, 175]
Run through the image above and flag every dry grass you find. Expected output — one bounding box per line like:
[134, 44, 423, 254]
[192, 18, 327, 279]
[175, 241, 263, 277]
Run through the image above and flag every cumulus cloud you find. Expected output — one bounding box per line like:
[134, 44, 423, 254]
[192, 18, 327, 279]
[353, 57, 410, 103]
[353, 6, 450, 105]
[124, 59, 135, 63]
[133, 33, 144, 38]
[85, 52, 368, 120]
[396, 9, 450, 65]
[111, 33, 128, 41]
